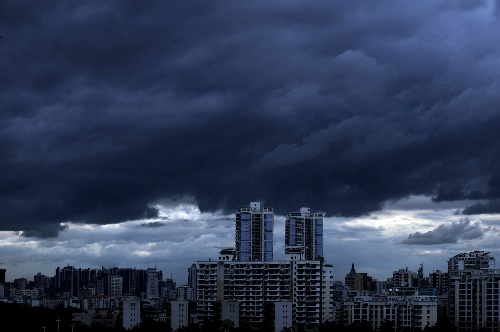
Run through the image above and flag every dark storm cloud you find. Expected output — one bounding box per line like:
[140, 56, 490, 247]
[141, 221, 165, 228]
[463, 200, 500, 215]
[21, 224, 68, 239]
[2, 0, 500, 236]
[401, 218, 489, 245]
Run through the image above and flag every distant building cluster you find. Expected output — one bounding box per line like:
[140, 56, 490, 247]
[0, 265, 175, 330]
[0, 202, 499, 331]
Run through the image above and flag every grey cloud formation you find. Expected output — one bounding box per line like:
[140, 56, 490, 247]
[140, 221, 165, 228]
[2, 0, 500, 236]
[401, 218, 489, 245]
[463, 200, 500, 215]
[0, 210, 236, 280]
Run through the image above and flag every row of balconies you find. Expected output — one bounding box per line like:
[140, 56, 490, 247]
[224, 263, 290, 274]
[227, 267, 284, 272]
[224, 270, 291, 275]
[225, 286, 291, 291]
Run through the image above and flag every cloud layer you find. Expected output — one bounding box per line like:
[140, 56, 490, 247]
[2, 1, 500, 236]
[401, 218, 490, 245]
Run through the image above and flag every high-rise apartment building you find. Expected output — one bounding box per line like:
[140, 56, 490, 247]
[392, 268, 417, 288]
[344, 263, 377, 292]
[188, 263, 197, 300]
[196, 202, 329, 328]
[196, 256, 322, 326]
[163, 276, 176, 299]
[56, 265, 80, 296]
[235, 202, 274, 262]
[110, 275, 123, 298]
[146, 267, 159, 298]
[33, 273, 51, 289]
[13, 277, 27, 290]
[428, 270, 448, 296]
[447, 251, 499, 331]
[285, 207, 324, 260]
[448, 250, 494, 273]
[96, 268, 108, 296]
[120, 268, 138, 296]
[450, 269, 500, 332]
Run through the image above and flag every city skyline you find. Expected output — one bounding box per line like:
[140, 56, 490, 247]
[1, 1, 500, 286]
[1, 197, 498, 284]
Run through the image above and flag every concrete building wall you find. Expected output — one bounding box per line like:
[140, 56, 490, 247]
[176, 285, 195, 301]
[171, 300, 189, 331]
[221, 301, 240, 328]
[322, 264, 334, 322]
[196, 259, 322, 326]
[344, 296, 437, 331]
[450, 270, 500, 332]
[110, 275, 122, 298]
[447, 251, 497, 330]
[122, 298, 140, 330]
[274, 301, 292, 332]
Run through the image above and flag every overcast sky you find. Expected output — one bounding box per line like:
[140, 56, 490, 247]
[2, 0, 500, 283]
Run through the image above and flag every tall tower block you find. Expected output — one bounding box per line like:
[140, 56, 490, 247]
[285, 207, 323, 260]
[235, 202, 274, 261]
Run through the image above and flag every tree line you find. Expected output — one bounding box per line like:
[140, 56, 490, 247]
[0, 302, 461, 332]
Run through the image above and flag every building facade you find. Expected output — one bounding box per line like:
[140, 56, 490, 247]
[448, 251, 499, 331]
[171, 300, 189, 331]
[146, 267, 159, 298]
[110, 275, 123, 298]
[428, 270, 449, 296]
[176, 285, 195, 301]
[344, 295, 438, 330]
[195, 202, 328, 327]
[322, 264, 335, 323]
[196, 258, 323, 326]
[285, 207, 324, 260]
[235, 202, 274, 262]
[122, 297, 140, 330]
[215, 301, 240, 328]
[271, 301, 293, 332]
[392, 268, 417, 288]
[188, 263, 197, 300]
[345, 263, 357, 290]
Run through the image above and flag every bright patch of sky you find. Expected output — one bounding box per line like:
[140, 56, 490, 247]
[1, 196, 500, 284]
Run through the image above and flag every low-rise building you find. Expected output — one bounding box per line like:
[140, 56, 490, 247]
[171, 300, 189, 331]
[122, 297, 140, 330]
[343, 295, 438, 330]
